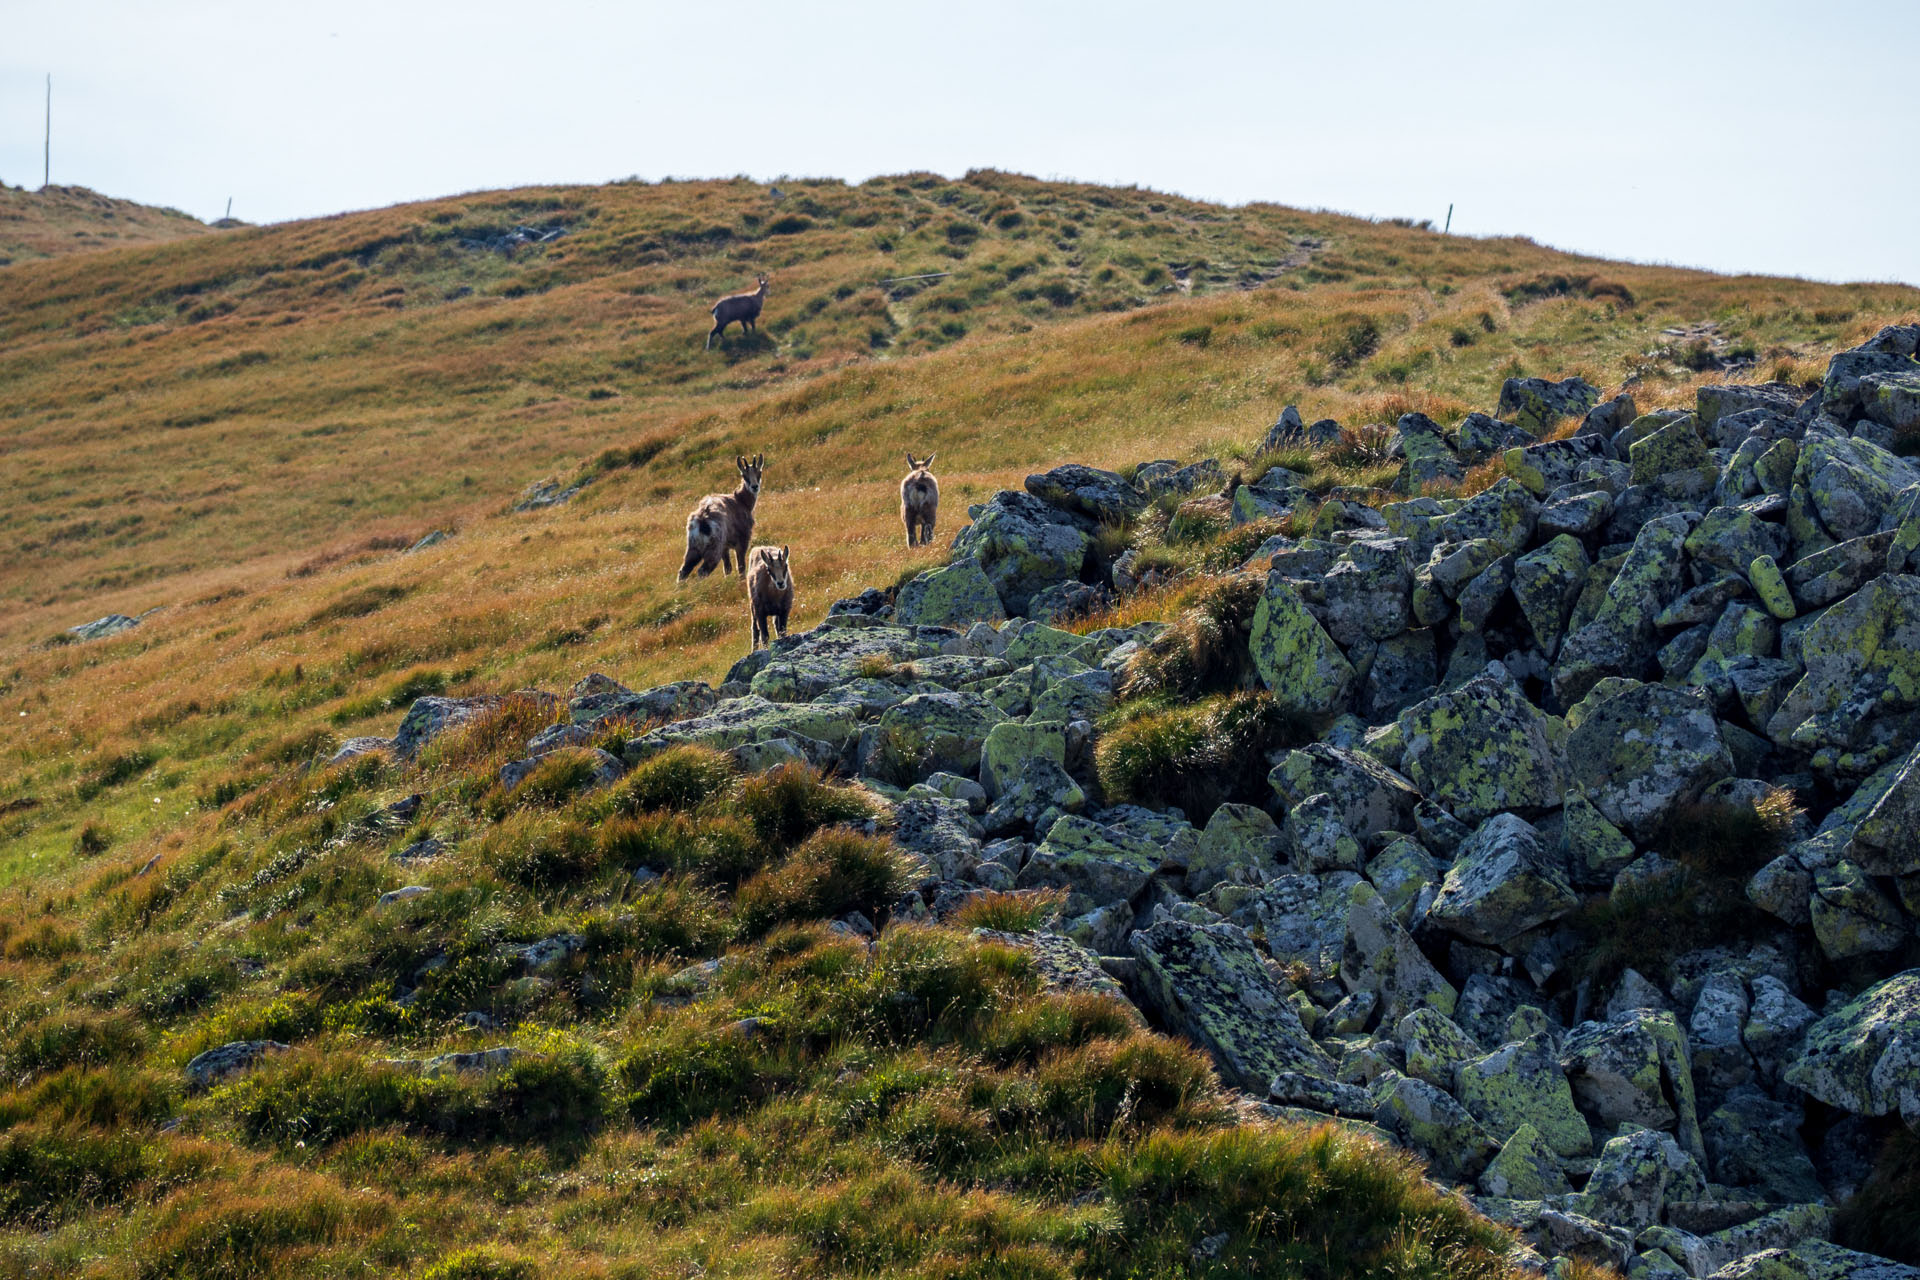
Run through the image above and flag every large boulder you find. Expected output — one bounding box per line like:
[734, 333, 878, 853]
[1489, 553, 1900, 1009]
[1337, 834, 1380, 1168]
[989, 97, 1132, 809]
[1499, 376, 1601, 434]
[1371, 1073, 1499, 1183]
[1018, 813, 1167, 912]
[871, 691, 1008, 779]
[1553, 514, 1692, 704]
[1250, 573, 1355, 717]
[1765, 573, 1920, 772]
[1185, 804, 1287, 894]
[1269, 743, 1421, 838]
[1783, 969, 1920, 1126]
[751, 623, 942, 702]
[1226, 872, 1360, 1002]
[1454, 1031, 1592, 1157]
[1397, 672, 1567, 825]
[1128, 918, 1334, 1091]
[1024, 463, 1149, 524]
[1573, 1128, 1707, 1231]
[394, 694, 512, 759]
[949, 490, 1092, 616]
[1565, 683, 1733, 842]
[1320, 538, 1414, 647]
[1513, 535, 1591, 658]
[624, 695, 860, 764]
[1559, 1009, 1705, 1162]
[895, 558, 1008, 629]
[1428, 813, 1577, 947]
[1798, 436, 1920, 541]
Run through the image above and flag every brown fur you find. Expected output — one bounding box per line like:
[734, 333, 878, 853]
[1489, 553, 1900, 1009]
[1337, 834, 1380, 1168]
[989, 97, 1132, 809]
[900, 452, 940, 547]
[746, 544, 793, 651]
[678, 454, 765, 580]
[707, 275, 770, 349]
[1219, 470, 1243, 501]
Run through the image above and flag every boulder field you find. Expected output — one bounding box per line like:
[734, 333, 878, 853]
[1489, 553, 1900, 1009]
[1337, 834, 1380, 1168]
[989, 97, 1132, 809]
[337, 326, 1920, 1280]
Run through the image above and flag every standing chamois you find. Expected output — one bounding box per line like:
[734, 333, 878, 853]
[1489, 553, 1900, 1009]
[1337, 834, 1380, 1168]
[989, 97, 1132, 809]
[900, 453, 939, 548]
[678, 454, 765, 580]
[706, 274, 770, 349]
[746, 544, 794, 652]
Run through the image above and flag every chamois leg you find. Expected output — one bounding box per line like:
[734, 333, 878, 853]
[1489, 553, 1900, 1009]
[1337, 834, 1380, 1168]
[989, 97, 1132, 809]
[707, 321, 725, 350]
[773, 608, 788, 640]
[677, 544, 702, 581]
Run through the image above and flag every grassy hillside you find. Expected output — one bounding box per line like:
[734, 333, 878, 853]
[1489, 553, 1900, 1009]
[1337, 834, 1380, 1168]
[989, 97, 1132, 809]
[0, 170, 1916, 1278]
[0, 183, 215, 265]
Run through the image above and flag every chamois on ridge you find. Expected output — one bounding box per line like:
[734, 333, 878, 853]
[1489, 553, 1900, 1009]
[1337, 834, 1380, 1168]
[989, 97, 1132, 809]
[900, 452, 939, 548]
[678, 454, 765, 580]
[706, 275, 770, 349]
[746, 544, 794, 652]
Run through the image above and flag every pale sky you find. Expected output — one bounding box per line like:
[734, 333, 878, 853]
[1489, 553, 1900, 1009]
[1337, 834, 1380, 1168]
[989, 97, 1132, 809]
[4, 1, 1915, 286]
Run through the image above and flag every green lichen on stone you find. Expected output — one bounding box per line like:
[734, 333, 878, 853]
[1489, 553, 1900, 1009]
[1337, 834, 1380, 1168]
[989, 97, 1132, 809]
[1479, 1122, 1572, 1200]
[1250, 572, 1355, 716]
[1397, 674, 1567, 824]
[1748, 554, 1797, 620]
[895, 557, 1007, 629]
[1456, 1032, 1592, 1156]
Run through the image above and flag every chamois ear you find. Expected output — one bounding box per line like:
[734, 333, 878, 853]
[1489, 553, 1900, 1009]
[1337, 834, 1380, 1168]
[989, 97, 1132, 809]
[781, 544, 789, 560]
[905, 452, 915, 469]
[922, 452, 934, 468]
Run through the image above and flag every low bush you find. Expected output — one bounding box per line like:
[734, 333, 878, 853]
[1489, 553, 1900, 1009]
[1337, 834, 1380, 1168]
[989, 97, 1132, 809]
[1096, 691, 1316, 818]
[734, 830, 913, 938]
[613, 745, 737, 815]
[730, 762, 877, 851]
[3, 1008, 147, 1078]
[1118, 573, 1265, 700]
[0, 1124, 163, 1223]
[951, 888, 1067, 934]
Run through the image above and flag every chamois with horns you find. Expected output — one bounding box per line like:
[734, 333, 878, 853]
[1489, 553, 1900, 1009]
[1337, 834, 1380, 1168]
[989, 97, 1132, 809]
[678, 454, 765, 580]
[746, 544, 794, 652]
[900, 453, 940, 548]
[706, 275, 770, 349]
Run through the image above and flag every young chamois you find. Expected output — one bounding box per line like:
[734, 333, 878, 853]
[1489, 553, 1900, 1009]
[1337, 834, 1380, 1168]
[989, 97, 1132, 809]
[900, 453, 939, 547]
[706, 274, 769, 349]
[746, 544, 793, 652]
[677, 454, 765, 580]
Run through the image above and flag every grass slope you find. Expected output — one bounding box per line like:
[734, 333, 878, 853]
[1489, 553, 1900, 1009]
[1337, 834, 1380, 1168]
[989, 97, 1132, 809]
[0, 183, 214, 266]
[0, 169, 1916, 1277]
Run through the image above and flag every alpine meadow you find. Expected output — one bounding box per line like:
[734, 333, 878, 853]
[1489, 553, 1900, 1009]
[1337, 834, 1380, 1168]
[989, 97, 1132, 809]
[2, 168, 1919, 1280]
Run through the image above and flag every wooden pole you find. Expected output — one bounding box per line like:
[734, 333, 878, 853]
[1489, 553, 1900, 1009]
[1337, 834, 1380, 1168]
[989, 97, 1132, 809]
[225, 197, 233, 221]
[44, 75, 51, 189]
[1443, 203, 1453, 235]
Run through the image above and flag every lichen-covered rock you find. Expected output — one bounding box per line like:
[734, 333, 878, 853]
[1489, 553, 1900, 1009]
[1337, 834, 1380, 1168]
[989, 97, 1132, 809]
[1810, 861, 1908, 961]
[1438, 478, 1542, 556]
[871, 691, 1009, 779]
[752, 624, 941, 702]
[1560, 1009, 1704, 1161]
[1783, 969, 1920, 1125]
[1429, 813, 1576, 947]
[1514, 535, 1592, 658]
[1250, 573, 1355, 716]
[1698, 383, 1802, 443]
[1479, 1122, 1572, 1199]
[1367, 835, 1443, 920]
[1631, 418, 1719, 500]
[1574, 1128, 1708, 1230]
[1270, 743, 1421, 838]
[949, 490, 1092, 616]
[1455, 1031, 1592, 1157]
[1540, 490, 1614, 538]
[1750, 554, 1798, 620]
[974, 929, 1124, 999]
[1370, 1073, 1500, 1182]
[1798, 436, 1920, 542]
[1765, 574, 1920, 767]
[1398, 673, 1567, 825]
[1744, 975, 1819, 1089]
[1397, 1005, 1484, 1088]
[1128, 918, 1334, 1090]
[1394, 412, 1466, 488]
[394, 694, 515, 759]
[1359, 627, 1440, 720]
[1685, 507, 1789, 579]
[624, 695, 862, 763]
[1283, 792, 1364, 872]
[893, 793, 985, 881]
[1225, 871, 1357, 1003]
[1565, 683, 1733, 842]
[1561, 789, 1638, 889]
[1024, 463, 1148, 524]
[1334, 878, 1457, 1023]
[1788, 532, 1900, 613]
[1018, 812, 1166, 912]
[1319, 537, 1414, 647]
[1554, 514, 1692, 704]
[1713, 1239, 1920, 1280]
[1686, 971, 1755, 1095]
[186, 1039, 289, 1090]
[1186, 803, 1286, 894]
[1703, 1092, 1825, 1204]
[1501, 376, 1601, 434]
[895, 558, 1008, 629]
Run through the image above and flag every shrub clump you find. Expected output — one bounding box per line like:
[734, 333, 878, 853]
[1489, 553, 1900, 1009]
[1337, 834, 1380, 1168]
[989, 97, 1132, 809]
[951, 888, 1067, 934]
[1096, 691, 1316, 819]
[613, 745, 738, 815]
[734, 830, 914, 937]
[1119, 573, 1265, 700]
[731, 762, 878, 851]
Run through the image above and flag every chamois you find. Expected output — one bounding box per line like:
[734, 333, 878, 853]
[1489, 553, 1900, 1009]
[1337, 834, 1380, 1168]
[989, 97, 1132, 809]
[900, 452, 940, 548]
[677, 454, 765, 580]
[746, 544, 794, 652]
[706, 274, 769, 349]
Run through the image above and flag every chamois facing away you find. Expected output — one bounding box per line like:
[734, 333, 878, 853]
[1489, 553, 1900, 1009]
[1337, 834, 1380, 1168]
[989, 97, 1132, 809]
[678, 454, 765, 580]
[900, 453, 939, 548]
[706, 274, 770, 349]
[746, 544, 793, 652]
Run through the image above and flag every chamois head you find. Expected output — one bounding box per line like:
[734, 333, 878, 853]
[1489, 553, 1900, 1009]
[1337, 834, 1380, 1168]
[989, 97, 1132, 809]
[764, 545, 791, 591]
[736, 453, 765, 496]
[905, 452, 935, 474]
[755, 274, 770, 296]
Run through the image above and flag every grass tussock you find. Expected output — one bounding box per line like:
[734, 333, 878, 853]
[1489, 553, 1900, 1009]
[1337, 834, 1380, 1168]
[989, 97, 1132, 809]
[1118, 573, 1266, 700]
[952, 888, 1068, 933]
[1095, 691, 1319, 819]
